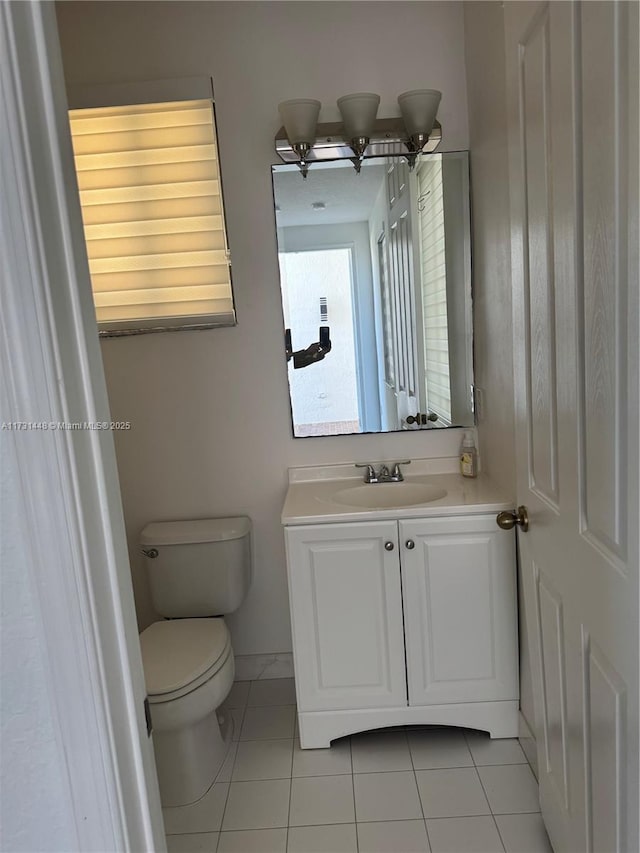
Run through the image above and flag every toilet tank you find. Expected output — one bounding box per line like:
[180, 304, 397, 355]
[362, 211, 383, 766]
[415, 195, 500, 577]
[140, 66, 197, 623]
[140, 517, 252, 618]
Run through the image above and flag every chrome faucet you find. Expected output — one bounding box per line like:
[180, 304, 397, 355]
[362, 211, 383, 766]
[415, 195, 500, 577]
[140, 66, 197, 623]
[355, 463, 378, 483]
[355, 461, 411, 484]
[390, 461, 410, 481]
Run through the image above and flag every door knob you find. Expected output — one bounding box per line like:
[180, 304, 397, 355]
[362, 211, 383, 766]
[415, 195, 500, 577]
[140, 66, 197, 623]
[384, 541, 395, 551]
[496, 506, 529, 532]
[406, 412, 438, 426]
[405, 540, 415, 549]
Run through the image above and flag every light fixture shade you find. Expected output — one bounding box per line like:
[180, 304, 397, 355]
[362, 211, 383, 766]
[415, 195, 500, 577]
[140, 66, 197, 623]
[278, 99, 321, 146]
[337, 93, 380, 141]
[398, 89, 442, 137]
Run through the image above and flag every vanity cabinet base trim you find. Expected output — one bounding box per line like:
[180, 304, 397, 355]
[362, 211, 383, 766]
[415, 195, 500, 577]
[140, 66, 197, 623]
[297, 700, 520, 748]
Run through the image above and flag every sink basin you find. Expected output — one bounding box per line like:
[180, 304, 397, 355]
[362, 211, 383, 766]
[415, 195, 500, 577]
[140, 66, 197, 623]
[332, 481, 447, 509]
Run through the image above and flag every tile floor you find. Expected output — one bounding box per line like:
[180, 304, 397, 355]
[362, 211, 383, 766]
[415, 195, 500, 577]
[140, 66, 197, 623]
[164, 678, 553, 853]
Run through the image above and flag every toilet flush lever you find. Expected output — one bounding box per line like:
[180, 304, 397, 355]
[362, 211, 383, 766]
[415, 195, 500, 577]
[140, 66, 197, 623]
[142, 548, 159, 559]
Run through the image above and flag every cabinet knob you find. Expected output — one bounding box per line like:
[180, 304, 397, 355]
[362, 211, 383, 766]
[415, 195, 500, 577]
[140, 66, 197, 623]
[405, 540, 415, 550]
[384, 541, 395, 551]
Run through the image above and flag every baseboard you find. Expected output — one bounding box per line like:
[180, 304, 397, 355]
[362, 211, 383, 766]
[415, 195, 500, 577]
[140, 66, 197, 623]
[234, 653, 294, 681]
[518, 711, 538, 780]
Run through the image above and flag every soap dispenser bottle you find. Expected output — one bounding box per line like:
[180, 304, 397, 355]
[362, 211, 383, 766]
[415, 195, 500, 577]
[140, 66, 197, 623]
[460, 432, 478, 478]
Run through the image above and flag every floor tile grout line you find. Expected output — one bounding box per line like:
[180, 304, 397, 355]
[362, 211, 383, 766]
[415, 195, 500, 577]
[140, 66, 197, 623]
[233, 687, 249, 741]
[492, 813, 510, 853]
[407, 728, 431, 850]
[215, 781, 232, 850]
[519, 738, 540, 780]
[227, 817, 445, 830]
[180, 813, 541, 837]
[491, 808, 542, 816]
[234, 736, 295, 744]
[463, 729, 480, 769]
[285, 712, 296, 853]
[472, 762, 495, 817]
[355, 817, 444, 826]
[218, 682, 250, 839]
[474, 762, 542, 817]
[230, 736, 295, 785]
[222, 765, 509, 782]
[172, 810, 545, 840]
[348, 736, 359, 851]
[464, 729, 529, 768]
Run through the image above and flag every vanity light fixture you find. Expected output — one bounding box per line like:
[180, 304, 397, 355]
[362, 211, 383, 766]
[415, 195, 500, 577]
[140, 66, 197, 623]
[278, 98, 321, 179]
[275, 89, 442, 175]
[337, 92, 380, 172]
[398, 89, 442, 169]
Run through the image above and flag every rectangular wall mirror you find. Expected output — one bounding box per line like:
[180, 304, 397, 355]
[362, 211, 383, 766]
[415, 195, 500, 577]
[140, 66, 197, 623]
[272, 151, 474, 437]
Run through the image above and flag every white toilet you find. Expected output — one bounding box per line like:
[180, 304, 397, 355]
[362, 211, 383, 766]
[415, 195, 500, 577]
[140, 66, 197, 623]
[138, 516, 251, 808]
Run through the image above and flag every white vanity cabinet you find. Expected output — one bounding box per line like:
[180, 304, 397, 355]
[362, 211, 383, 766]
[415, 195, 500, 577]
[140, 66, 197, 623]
[285, 521, 407, 712]
[284, 513, 519, 748]
[399, 516, 518, 706]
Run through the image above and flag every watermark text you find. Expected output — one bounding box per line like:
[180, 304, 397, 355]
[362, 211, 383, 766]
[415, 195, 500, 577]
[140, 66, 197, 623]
[2, 421, 131, 431]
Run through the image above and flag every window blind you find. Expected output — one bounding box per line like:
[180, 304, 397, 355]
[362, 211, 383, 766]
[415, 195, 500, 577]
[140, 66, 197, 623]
[68, 99, 235, 333]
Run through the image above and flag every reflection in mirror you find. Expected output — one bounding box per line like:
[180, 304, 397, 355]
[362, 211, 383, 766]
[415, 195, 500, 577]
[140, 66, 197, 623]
[273, 152, 474, 437]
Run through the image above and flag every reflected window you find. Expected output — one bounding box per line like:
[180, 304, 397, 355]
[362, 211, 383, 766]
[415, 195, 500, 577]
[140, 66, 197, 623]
[416, 156, 452, 425]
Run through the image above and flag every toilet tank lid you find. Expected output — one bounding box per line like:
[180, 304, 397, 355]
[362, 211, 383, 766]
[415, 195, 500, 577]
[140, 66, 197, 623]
[140, 516, 251, 547]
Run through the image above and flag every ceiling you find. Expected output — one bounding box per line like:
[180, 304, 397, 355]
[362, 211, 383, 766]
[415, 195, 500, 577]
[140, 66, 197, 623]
[273, 160, 387, 228]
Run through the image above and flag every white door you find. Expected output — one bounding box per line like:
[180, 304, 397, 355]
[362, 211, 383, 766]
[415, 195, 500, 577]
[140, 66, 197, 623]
[1, 2, 165, 849]
[380, 158, 420, 429]
[285, 522, 407, 712]
[505, 2, 639, 851]
[400, 516, 518, 707]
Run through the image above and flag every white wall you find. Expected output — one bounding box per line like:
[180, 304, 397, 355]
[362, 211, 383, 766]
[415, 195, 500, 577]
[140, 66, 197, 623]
[462, 1, 534, 729]
[0, 429, 77, 852]
[56, 1, 470, 654]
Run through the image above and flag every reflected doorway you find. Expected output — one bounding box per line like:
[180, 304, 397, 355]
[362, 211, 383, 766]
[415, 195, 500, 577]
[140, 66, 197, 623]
[279, 247, 361, 436]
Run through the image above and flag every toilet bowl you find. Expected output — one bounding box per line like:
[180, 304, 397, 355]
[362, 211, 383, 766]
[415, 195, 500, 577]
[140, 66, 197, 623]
[141, 617, 235, 807]
[139, 516, 252, 808]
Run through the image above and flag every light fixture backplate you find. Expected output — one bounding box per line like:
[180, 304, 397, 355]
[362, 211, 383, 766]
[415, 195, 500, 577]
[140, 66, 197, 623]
[275, 118, 442, 164]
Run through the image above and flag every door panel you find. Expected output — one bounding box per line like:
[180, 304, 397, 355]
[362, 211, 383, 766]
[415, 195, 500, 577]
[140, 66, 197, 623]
[578, 2, 629, 564]
[505, 2, 638, 850]
[285, 522, 407, 712]
[521, 8, 560, 508]
[583, 635, 626, 853]
[534, 564, 569, 811]
[400, 516, 518, 706]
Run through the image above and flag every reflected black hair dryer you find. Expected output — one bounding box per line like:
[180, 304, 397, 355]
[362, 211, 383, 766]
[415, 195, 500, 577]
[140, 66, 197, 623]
[285, 326, 332, 369]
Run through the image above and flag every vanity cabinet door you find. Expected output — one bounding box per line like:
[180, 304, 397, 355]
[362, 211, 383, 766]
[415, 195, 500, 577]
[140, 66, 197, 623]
[400, 515, 518, 706]
[285, 522, 407, 712]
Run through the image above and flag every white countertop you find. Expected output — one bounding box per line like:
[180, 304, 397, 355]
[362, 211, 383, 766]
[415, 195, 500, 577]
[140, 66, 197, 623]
[281, 461, 513, 525]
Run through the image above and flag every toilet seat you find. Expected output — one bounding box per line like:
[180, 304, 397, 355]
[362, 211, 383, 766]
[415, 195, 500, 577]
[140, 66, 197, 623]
[140, 618, 231, 704]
